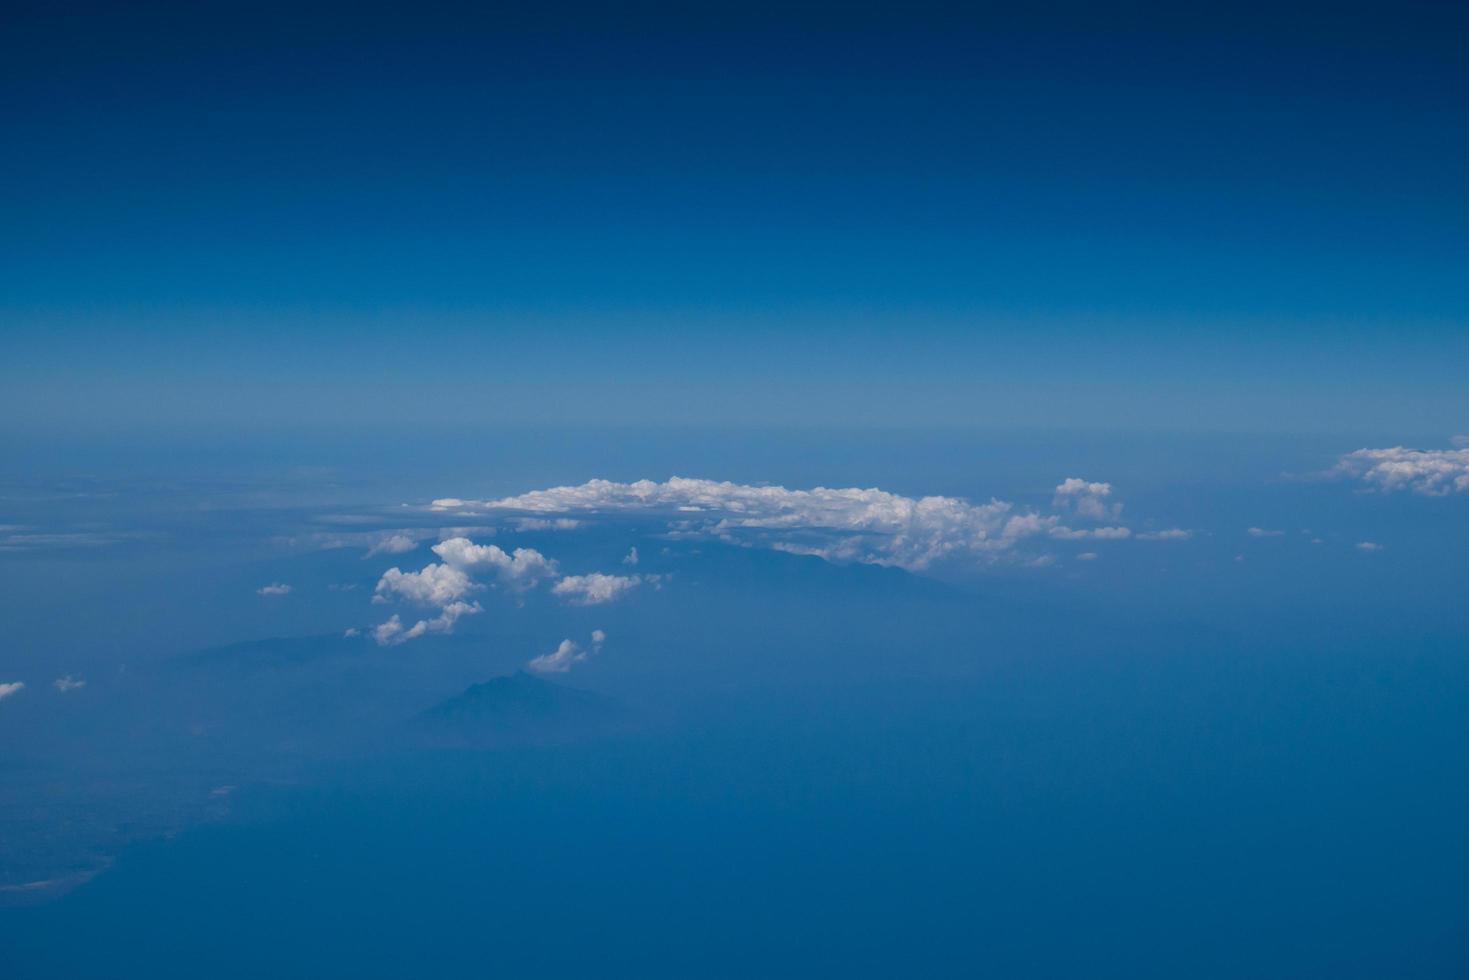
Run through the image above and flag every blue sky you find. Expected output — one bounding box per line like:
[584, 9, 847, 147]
[4, 1, 1467, 435]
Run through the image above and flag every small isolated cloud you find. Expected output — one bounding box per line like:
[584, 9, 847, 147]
[1050, 526, 1130, 541]
[372, 600, 483, 646]
[1053, 478, 1121, 521]
[527, 630, 606, 674]
[0, 682, 24, 701]
[343, 627, 361, 638]
[53, 675, 85, 693]
[1247, 527, 1284, 538]
[1356, 541, 1384, 552]
[552, 573, 645, 605]
[365, 534, 420, 557]
[1137, 528, 1192, 541]
[1076, 552, 1098, 561]
[514, 518, 582, 531]
[1334, 446, 1469, 495]
[257, 582, 292, 596]
[622, 546, 639, 566]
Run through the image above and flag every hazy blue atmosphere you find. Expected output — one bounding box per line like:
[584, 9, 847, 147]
[3, 3, 1467, 977]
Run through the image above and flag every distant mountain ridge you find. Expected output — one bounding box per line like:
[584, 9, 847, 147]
[414, 671, 626, 746]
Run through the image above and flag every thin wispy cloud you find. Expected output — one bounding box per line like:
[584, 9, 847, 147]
[53, 675, 85, 693]
[527, 630, 606, 674]
[257, 583, 293, 596]
[552, 573, 649, 605]
[0, 682, 24, 702]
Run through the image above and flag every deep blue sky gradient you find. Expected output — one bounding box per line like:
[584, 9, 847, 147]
[3, 1, 1466, 432]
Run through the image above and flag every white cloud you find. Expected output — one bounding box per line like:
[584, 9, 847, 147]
[622, 546, 639, 566]
[257, 582, 292, 596]
[369, 537, 557, 645]
[365, 534, 419, 557]
[372, 600, 483, 646]
[1334, 446, 1469, 496]
[1076, 552, 1098, 561]
[514, 518, 583, 531]
[53, 675, 85, 692]
[1053, 478, 1121, 521]
[1247, 527, 1284, 538]
[0, 682, 24, 701]
[431, 538, 558, 591]
[1050, 525, 1131, 540]
[374, 563, 475, 606]
[552, 573, 645, 605]
[1356, 541, 1384, 552]
[444, 477, 1105, 572]
[1136, 528, 1192, 541]
[527, 630, 606, 674]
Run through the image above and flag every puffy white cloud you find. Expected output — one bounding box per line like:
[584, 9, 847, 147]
[53, 675, 85, 692]
[1136, 528, 1192, 541]
[365, 534, 420, 557]
[0, 682, 24, 701]
[552, 573, 646, 605]
[1356, 541, 1384, 552]
[1247, 527, 1284, 538]
[257, 583, 292, 596]
[374, 563, 475, 606]
[622, 546, 639, 566]
[1334, 446, 1469, 496]
[370, 537, 557, 645]
[431, 538, 558, 591]
[527, 630, 606, 674]
[1053, 478, 1121, 521]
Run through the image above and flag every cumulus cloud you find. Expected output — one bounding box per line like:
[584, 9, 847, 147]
[622, 546, 639, 566]
[0, 682, 24, 701]
[257, 583, 292, 596]
[431, 538, 558, 591]
[1053, 478, 1121, 521]
[1136, 528, 1192, 541]
[1356, 541, 1384, 552]
[53, 675, 85, 693]
[365, 534, 420, 557]
[1334, 446, 1469, 495]
[527, 630, 606, 674]
[1247, 527, 1284, 538]
[552, 573, 648, 605]
[374, 563, 474, 606]
[369, 537, 558, 645]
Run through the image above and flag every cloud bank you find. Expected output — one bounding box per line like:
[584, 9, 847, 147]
[1334, 446, 1469, 496]
[432, 476, 1158, 572]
